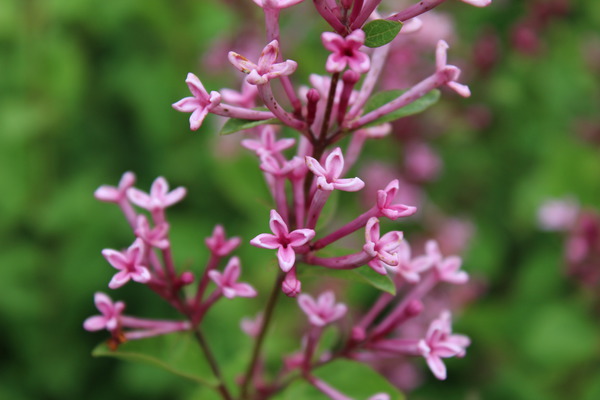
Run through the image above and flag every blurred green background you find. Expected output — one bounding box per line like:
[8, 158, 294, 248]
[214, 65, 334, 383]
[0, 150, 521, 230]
[1, 0, 600, 399]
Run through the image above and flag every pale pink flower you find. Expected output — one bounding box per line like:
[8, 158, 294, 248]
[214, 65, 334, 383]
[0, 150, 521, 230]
[205, 225, 241, 257]
[259, 154, 303, 177]
[252, 0, 305, 8]
[404, 142, 441, 182]
[94, 171, 136, 203]
[538, 197, 579, 232]
[208, 257, 257, 299]
[102, 238, 151, 289]
[305, 148, 365, 192]
[251, 209, 315, 272]
[461, 0, 492, 7]
[321, 29, 370, 74]
[241, 126, 295, 156]
[135, 215, 170, 249]
[83, 292, 125, 332]
[363, 217, 403, 275]
[241, 313, 263, 337]
[298, 291, 347, 326]
[376, 180, 418, 220]
[127, 177, 186, 213]
[436, 40, 471, 97]
[172, 73, 221, 131]
[229, 40, 297, 85]
[425, 240, 469, 284]
[368, 394, 390, 400]
[396, 240, 433, 283]
[417, 311, 471, 380]
[220, 80, 259, 108]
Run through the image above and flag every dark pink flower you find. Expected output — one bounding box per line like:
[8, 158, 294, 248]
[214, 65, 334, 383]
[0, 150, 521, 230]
[83, 292, 125, 332]
[417, 311, 470, 380]
[251, 210, 315, 272]
[306, 148, 365, 192]
[102, 238, 151, 289]
[363, 217, 404, 275]
[298, 291, 347, 326]
[208, 257, 257, 299]
[172, 73, 221, 131]
[94, 171, 136, 203]
[135, 215, 170, 249]
[205, 225, 241, 257]
[127, 177, 186, 213]
[229, 40, 297, 85]
[376, 180, 418, 220]
[322, 29, 370, 74]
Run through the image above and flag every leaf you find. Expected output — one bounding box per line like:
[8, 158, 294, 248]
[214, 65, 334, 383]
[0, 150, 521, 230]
[302, 265, 396, 295]
[362, 89, 440, 127]
[92, 332, 219, 387]
[363, 20, 403, 48]
[219, 117, 280, 135]
[274, 359, 404, 400]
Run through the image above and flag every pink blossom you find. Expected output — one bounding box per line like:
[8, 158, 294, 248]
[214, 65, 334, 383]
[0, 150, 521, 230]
[363, 217, 404, 275]
[436, 40, 471, 97]
[426, 240, 469, 284]
[83, 292, 125, 332]
[127, 177, 187, 213]
[404, 142, 442, 182]
[172, 73, 221, 131]
[229, 40, 297, 85]
[376, 180, 418, 220]
[252, 0, 305, 8]
[298, 291, 347, 326]
[417, 311, 471, 380]
[305, 148, 365, 192]
[322, 29, 370, 74]
[461, 0, 492, 7]
[241, 313, 263, 337]
[102, 238, 151, 289]
[220, 80, 259, 108]
[250, 210, 315, 272]
[259, 153, 303, 177]
[241, 126, 295, 157]
[282, 267, 302, 296]
[208, 257, 257, 299]
[205, 225, 241, 257]
[538, 197, 579, 232]
[396, 240, 433, 283]
[94, 171, 136, 203]
[135, 215, 170, 249]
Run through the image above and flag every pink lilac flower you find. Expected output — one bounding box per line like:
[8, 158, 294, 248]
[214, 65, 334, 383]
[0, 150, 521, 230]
[436, 40, 471, 97]
[172, 73, 222, 131]
[83, 292, 125, 332]
[305, 147, 365, 192]
[205, 225, 242, 257]
[376, 180, 418, 220]
[127, 176, 187, 213]
[135, 215, 170, 250]
[220, 80, 259, 108]
[404, 142, 441, 182]
[363, 217, 404, 275]
[282, 267, 302, 296]
[417, 311, 471, 380]
[298, 291, 347, 326]
[229, 40, 297, 85]
[396, 240, 433, 283]
[537, 197, 579, 232]
[250, 209, 315, 272]
[102, 238, 151, 289]
[252, 0, 305, 8]
[208, 257, 257, 299]
[241, 313, 263, 337]
[321, 29, 370, 74]
[425, 240, 469, 284]
[241, 126, 296, 157]
[94, 171, 136, 203]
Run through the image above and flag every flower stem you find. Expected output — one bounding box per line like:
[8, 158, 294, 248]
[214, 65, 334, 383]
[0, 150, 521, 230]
[192, 327, 234, 400]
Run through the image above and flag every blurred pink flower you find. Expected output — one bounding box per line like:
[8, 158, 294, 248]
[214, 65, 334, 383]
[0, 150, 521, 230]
[208, 257, 257, 299]
[538, 197, 579, 232]
[135, 215, 170, 250]
[205, 225, 242, 257]
[83, 292, 124, 332]
[127, 176, 186, 213]
[298, 291, 347, 326]
[94, 171, 136, 203]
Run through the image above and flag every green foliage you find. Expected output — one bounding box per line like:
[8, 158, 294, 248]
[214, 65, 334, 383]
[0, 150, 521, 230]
[363, 20, 403, 48]
[220, 118, 281, 135]
[362, 89, 441, 127]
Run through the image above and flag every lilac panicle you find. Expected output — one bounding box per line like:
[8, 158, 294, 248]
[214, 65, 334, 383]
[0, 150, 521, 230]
[102, 238, 151, 289]
[298, 291, 347, 327]
[321, 29, 370, 74]
[83, 292, 125, 332]
[418, 311, 471, 380]
[205, 225, 242, 257]
[208, 256, 257, 299]
[250, 209, 315, 272]
[306, 148, 365, 192]
[228, 40, 297, 85]
[172, 73, 222, 131]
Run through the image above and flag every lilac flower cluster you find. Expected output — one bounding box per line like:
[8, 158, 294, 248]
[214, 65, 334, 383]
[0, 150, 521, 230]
[86, 1, 492, 399]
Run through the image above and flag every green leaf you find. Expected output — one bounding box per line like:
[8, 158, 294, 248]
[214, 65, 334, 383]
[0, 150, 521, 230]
[363, 89, 440, 127]
[274, 359, 404, 400]
[92, 332, 219, 387]
[219, 117, 280, 135]
[302, 265, 396, 295]
[363, 20, 403, 48]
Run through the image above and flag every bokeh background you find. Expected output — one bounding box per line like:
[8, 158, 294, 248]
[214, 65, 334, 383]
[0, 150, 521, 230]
[1, 0, 600, 399]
